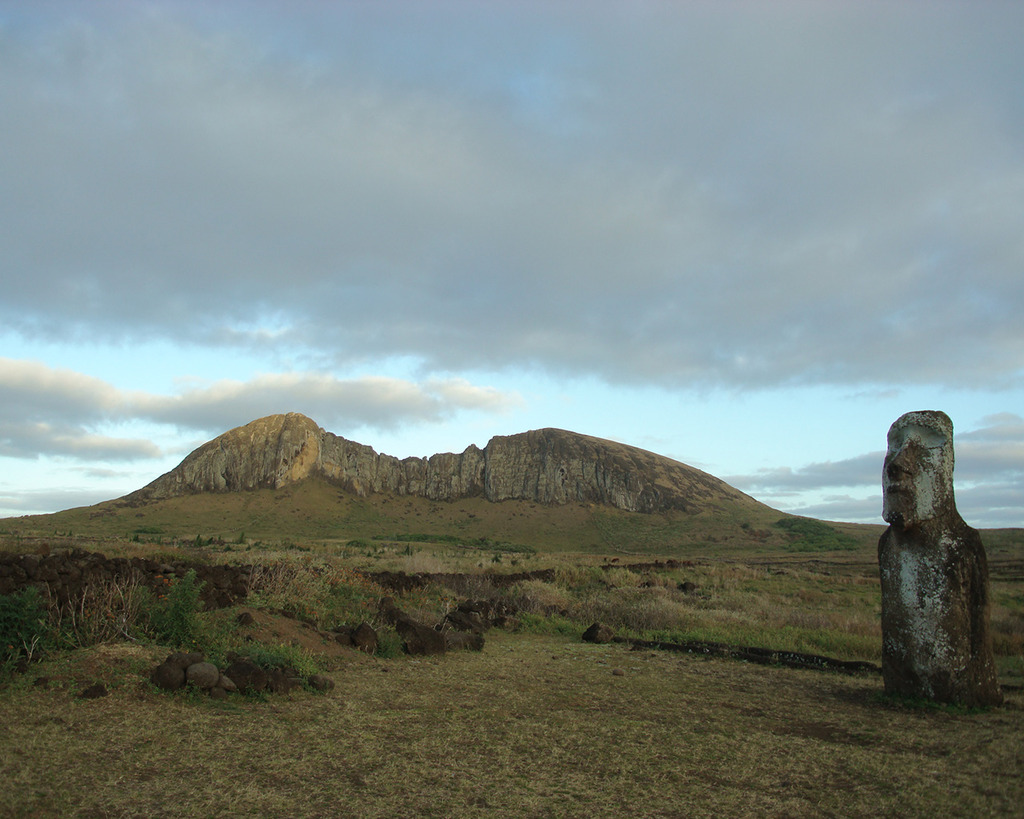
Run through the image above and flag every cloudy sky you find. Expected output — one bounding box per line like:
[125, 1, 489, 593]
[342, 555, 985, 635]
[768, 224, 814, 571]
[2, 1, 1022, 528]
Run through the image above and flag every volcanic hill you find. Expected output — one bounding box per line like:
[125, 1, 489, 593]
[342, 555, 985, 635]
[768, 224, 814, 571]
[125, 413, 764, 516]
[10, 414, 886, 552]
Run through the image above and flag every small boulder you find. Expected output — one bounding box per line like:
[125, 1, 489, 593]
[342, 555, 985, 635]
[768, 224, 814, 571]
[265, 668, 302, 694]
[396, 617, 446, 656]
[444, 609, 486, 634]
[78, 682, 108, 699]
[150, 661, 186, 691]
[165, 651, 204, 671]
[217, 674, 238, 693]
[186, 662, 221, 690]
[223, 659, 268, 694]
[308, 674, 335, 692]
[351, 622, 378, 654]
[582, 622, 615, 644]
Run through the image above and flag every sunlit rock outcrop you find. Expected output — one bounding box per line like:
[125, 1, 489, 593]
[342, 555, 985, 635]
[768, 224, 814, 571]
[124, 413, 757, 515]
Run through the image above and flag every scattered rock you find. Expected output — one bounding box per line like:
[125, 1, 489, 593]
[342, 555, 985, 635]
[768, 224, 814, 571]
[78, 682, 108, 699]
[265, 667, 302, 694]
[396, 617, 447, 656]
[334, 628, 354, 647]
[582, 622, 615, 644]
[444, 630, 485, 652]
[150, 661, 186, 692]
[223, 658, 268, 694]
[444, 608, 486, 634]
[186, 662, 221, 690]
[351, 622, 378, 654]
[308, 674, 335, 692]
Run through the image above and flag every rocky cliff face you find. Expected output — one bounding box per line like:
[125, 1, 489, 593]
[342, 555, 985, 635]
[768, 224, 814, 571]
[124, 413, 754, 515]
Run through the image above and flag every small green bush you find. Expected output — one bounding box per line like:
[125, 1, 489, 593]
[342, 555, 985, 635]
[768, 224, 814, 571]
[144, 569, 205, 648]
[0, 587, 50, 672]
[374, 629, 404, 659]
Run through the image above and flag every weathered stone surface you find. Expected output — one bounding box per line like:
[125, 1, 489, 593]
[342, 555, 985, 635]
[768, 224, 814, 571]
[396, 617, 447, 656]
[121, 414, 761, 515]
[150, 661, 186, 691]
[186, 661, 221, 690]
[351, 622, 378, 654]
[78, 682, 108, 699]
[582, 622, 616, 644]
[167, 651, 204, 671]
[0, 551, 250, 611]
[308, 674, 335, 692]
[878, 411, 1002, 707]
[444, 608, 487, 634]
[265, 668, 302, 694]
[223, 659, 268, 694]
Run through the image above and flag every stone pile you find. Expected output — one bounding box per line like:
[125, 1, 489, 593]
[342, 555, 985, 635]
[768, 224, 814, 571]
[0, 548, 251, 610]
[149, 650, 334, 698]
[373, 596, 515, 656]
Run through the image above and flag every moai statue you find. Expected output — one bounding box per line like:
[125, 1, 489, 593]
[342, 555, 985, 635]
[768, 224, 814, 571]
[878, 410, 1002, 707]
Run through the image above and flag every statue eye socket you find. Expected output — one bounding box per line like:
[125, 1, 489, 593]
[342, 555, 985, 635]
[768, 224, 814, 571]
[889, 424, 947, 451]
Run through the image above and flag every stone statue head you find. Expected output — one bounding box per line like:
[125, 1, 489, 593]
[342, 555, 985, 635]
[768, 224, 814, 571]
[882, 410, 956, 530]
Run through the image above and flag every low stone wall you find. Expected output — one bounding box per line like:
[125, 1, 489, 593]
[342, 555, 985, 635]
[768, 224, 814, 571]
[0, 548, 251, 610]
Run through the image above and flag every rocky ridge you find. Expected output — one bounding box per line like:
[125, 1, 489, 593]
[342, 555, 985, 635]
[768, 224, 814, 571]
[124, 413, 760, 515]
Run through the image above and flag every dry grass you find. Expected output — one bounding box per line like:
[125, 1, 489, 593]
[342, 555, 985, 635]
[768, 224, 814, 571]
[2, 631, 1022, 818]
[1, 531, 1022, 817]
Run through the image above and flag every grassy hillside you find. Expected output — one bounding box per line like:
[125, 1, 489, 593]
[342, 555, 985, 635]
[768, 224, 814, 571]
[1, 476, 888, 557]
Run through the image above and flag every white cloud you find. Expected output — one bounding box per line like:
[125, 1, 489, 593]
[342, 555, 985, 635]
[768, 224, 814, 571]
[0, 358, 521, 460]
[730, 413, 1024, 527]
[1, 3, 1022, 389]
[0, 3, 1021, 527]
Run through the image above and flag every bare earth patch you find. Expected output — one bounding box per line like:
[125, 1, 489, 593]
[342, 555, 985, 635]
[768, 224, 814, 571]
[219, 606, 367, 669]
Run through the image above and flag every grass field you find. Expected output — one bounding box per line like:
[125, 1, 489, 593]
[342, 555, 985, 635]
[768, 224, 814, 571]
[1, 517, 1022, 817]
[2, 631, 1022, 818]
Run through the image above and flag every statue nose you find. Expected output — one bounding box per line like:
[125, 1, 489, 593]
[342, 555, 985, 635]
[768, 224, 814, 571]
[886, 459, 909, 480]
[886, 445, 915, 478]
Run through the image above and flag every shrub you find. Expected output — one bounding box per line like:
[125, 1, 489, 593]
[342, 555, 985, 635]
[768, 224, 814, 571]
[145, 569, 205, 648]
[52, 571, 149, 648]
[374, 629, 405, 659]
[510, 579, 573, 615]
[247, 559, 387, 629]
[0, 587, 50, 672]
